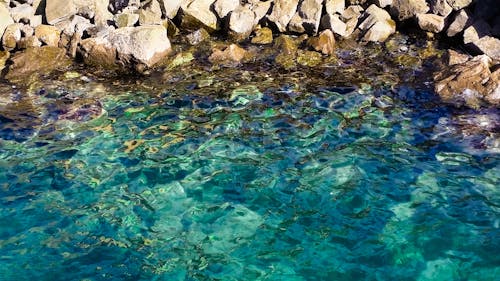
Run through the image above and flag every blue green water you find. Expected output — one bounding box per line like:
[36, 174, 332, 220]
[0, 83, 499, 280]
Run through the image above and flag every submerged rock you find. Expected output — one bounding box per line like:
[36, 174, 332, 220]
[209, 44, 247, 65]
[434, 55, 499, 107]
[308, 29, 336, 55]
[5, 46, 72, 82]
[251, 27, 273, 44]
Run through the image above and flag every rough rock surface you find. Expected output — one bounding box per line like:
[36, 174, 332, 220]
[180, 0, 218, 32]
[0, 3, 14, 40]
[308, 29, 335, 55]
[5, 46, 71, 82]
[214, 0, 239, 18]
[417, 13, 445, 33]
[251, 27, 273, 44]
[446, 9, 471, 37]
[45, 0, 76, 25]
[359, 5, 396, 42]
[267, 0, 299, 32]
[321, 13, 347, 37]
[2, 23, 22, 51]
[34, 24, 61, 47]
[229, 5, 256, 41]
[434, 55, 499, 107]
[390, 0, 429, 21]
[289, 0, 323, 35]
[209, 44, 247, 65]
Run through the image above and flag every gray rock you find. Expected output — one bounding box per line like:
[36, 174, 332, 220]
[229, 4, 256, 41]
[46, 0, 77, 25]
[429, 0, 452, 17]
[110, 25, 171, 68]
[390, 0, 429, 21]
[180, 0, 218, 32]
[446, 9, 471, 37]
[447, 0, 472, 10]
[359, 4, 396, 42]
[0, 3, 14, 39]
[267, 0, 299, 32]
[325, 0, 345, 15]
[214, 0, 239, 18]
[474, 36, 500, 61]
[321, 13, 347, 37]
[2, 23, 22, 51]
[417, 13, 445, 33]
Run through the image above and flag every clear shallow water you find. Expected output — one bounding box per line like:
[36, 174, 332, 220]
[0, 83, 499, 281]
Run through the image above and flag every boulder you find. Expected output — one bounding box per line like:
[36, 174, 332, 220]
[45, 0, 77, 25]
[5, 46, 72, 82]
[0, 3, 14, 39]
[209, 44, 247, 65]
[2, 23, 22, 51]
[341, 5, 363, 37]
[447, 0, 473, 10]
[9, 3, 34, 23]
[18, 35, 42, 49]
[79, 36, 117, 68]
[446, 9, 471, 37]
[251, 27, 273, 44]
[138, 0, 163, 25]
[267, 0, 299, 32]
[186, 28, 210, 45]
[374, 0, 393, 8]
[446, 49, 470, 65]
[308, 29, 335, 55]
[288, 0, 323, 34]
[114, 12, 140, 28]
[390, 0, 429, 21]
[325, 0, 345, 15]
[34, 24, 61, 47]
[180, 0, 218, 32]
[359, 4, 396, 42]
[434, 55, 499, 107]
[429, 0, 452, 17]
[109, 25, 172, 69]
[473, 36, 500, 61]
[164, 0, 182, 19]
[416, 13, 445, 33]
[214, 0, 239, 18]
[463, 20, 491, 44]
[321, 13, 347, 37]
[252, 0, 272, 25]
[79, 25, 171, 70]
[229, 4, 256, 41]
[93, 0, 114, 26]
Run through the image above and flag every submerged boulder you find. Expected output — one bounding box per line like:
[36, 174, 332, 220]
[4, 46, 72, 82]
[434, 55, 500, 107]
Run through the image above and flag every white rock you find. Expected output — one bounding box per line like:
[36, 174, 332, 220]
[110, 25, 172, 68]
[164, 0, 182, 19]
[267, 0, 299, 32]
[446, 9, 471, 37]
[325, 0, 345, 15]
[180, 0, 218, 31]
[229, 4, 256, 40]
[45, 0, 76, 25]
[9, 4, 34, 23]
[2, 23, 22, 51]
[0, 2, 14, 39]
[214, 0, 240, 18]
[417, 13, 445, 33]
[360, 5, 396, 42]
[321, 13, 347, 37]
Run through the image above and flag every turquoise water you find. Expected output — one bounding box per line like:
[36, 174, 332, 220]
[0, 83, 499, 280]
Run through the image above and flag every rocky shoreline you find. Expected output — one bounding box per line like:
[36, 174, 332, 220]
[0, 0, 499, 108]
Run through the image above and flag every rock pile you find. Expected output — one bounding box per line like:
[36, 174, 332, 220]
[0, 0, 498, 107]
